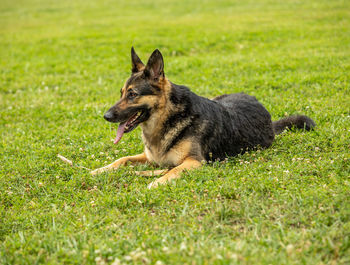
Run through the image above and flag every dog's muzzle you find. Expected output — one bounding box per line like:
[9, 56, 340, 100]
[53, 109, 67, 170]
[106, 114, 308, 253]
[103, 111, 115, 122]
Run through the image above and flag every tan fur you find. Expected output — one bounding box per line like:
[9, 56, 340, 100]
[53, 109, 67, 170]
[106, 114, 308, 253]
[117, 99, 128, 110]
[136, 94, 158, 107]
[159, 116, 192, 152]
[134, 65, 145, 72]
[91, 153, 148, 175]
[134, 169, 168, 176]
[121, 81, 128, 95]
[148, 157, 202, 188]
[144, 139, 193, 167]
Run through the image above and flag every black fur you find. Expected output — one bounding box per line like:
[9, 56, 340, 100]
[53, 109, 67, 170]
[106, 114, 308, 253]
[272, 115, 316, 135]
[161, 83, 315, 161]
[137, 84, 157, 96]
[144, 49, 164, 81]
[131, 47, 144, 73]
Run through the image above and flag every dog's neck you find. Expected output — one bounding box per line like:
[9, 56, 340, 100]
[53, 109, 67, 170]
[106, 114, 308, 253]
[140, 99, 172, 147]
[140, 80, 180, 151]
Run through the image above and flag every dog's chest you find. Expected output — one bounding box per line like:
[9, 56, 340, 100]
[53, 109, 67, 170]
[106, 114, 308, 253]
[140, 116, 195, 167]
[143, 145, 178, 167]
[142, 134, 191, 167]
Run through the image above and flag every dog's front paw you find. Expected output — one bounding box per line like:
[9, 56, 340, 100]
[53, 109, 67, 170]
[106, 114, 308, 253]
[147, 181, 158, 189]
[147, 177, 168, 189]
[91, 166, 109, 176]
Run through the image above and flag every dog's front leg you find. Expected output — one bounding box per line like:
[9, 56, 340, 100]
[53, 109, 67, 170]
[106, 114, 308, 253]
[148, 157, 202, 189]
[91, 153, 148, 175]
[134, 169, 168, 176]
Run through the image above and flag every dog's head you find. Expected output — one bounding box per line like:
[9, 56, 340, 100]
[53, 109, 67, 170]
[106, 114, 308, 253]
[104, 47, 169, 144]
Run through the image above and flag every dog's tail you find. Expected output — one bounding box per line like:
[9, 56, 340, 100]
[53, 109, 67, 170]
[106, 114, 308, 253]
[273, 115, 316, 135]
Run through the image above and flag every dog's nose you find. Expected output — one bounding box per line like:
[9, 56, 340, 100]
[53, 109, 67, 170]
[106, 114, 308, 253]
[103, 111, 114, 121]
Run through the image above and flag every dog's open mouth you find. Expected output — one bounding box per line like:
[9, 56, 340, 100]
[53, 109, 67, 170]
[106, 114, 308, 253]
[114, 110, 145, 144]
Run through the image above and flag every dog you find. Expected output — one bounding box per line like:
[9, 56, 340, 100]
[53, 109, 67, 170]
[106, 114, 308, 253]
[91, 47, 315, 188]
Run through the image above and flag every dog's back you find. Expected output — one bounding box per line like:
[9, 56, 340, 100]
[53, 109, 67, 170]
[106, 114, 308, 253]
[197, 92, 275, 160]
[214, 92, 275, 146]
[210, 93, 315, 158]
[174, 90, 313, 162]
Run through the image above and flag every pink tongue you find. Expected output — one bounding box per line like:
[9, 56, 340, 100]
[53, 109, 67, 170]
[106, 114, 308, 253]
[114, 122, 126, 144]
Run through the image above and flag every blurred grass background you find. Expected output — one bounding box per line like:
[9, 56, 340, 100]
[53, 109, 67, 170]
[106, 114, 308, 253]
[0, 0, 349, 264]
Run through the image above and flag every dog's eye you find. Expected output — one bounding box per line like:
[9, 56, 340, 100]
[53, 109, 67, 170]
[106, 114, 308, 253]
[127, 91, 138, 100]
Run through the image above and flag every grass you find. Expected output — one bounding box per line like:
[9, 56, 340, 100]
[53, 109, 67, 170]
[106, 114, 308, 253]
[0, 0, 350, 264]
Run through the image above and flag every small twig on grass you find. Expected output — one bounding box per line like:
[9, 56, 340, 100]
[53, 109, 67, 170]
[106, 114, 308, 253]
[57, 154, 91, 170]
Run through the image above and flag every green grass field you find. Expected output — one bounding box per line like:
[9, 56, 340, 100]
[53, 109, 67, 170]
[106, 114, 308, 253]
[1, 0, 350, 264]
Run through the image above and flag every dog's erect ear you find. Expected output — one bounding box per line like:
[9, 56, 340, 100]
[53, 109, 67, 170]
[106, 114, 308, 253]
[144, 49, 164, 81]
[131, 47, 144, 73]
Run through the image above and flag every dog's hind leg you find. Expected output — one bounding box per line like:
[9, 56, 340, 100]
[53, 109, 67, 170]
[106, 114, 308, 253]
[147, 157, 202, 188]
[91, 153, 148, 175]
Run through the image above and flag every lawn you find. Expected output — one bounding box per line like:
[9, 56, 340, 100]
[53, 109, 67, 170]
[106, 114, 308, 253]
[0, 0, 349, 264]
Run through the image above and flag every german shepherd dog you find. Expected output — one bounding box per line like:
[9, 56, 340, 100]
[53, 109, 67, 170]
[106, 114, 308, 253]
[91, 48, 315, 188]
